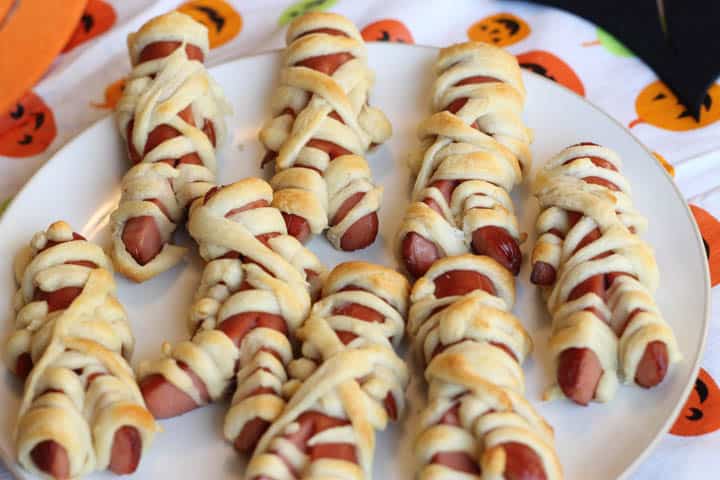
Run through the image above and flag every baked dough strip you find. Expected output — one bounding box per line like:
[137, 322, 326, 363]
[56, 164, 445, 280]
[246, 262, 409, 479]
[397, 41, 532, 278]
[111, 12, 231, 282]
[137, 178, 325, 454]
[530, 143, 680, 405]
[259, 12, 391, 252]
[9, 221, 158, 479]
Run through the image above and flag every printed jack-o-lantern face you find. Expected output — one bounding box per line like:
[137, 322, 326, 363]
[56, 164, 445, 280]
[361, 19, 414, 44]
[278, 0, 337, 27]
[652, 151, 675, 177]
[671, 368, 720, 436]
[689, 205, 720, 287]
[467, 13, 530, 47]
[92, 78, 126, 110]
[178, 0, 242, 48]
[0, 91, 57, 158]
[62, 0, 117, 52]
[516, 50, 585, 96]
[629, 81, 720, 131]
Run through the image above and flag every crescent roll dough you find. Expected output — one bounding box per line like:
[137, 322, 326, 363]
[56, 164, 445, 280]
[246, 262, 409, 479]
[396, 42, 532, 277]
[137, 178, 325, 453]
[10, 221, 158, 479]
[409, 254, 563, 480]
[531, 143, 680, 403]
[259, 12, 391, 251]
[112, 12, 231, 282]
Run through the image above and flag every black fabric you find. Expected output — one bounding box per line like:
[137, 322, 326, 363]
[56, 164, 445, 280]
[520, 0, 720, 118]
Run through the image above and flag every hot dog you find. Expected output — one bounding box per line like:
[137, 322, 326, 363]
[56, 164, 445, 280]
[111, 11, 228, 282]
[397, 42, 530, 278]
[259, 13, 391, 252]
[137, 178, 325, 453]
[532, 143, 680, 404]
[245, 261, 409, 479]
[408, 254, 563, 480]
[11, 222, 158, 478]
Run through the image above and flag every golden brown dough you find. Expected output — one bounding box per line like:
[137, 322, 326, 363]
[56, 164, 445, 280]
[246, 262, 409, 479]
[111, 11, 230, 282]
[10, 221, 158, 479]
[259, 12, 391, 251]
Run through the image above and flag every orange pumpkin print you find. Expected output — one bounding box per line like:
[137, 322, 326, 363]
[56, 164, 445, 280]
[629, 81, 720, 131]
[652, 151, 675, 177]
[0, 91, 57, 158]
[92, 78, 126, 110]
[689, 205, 720, 287]
[467, 13, 530, 47]
[178, 0, 242, 48]
[671, 368, 720, 436]
[62, 0, 117, 53]
[516, 50, 585, 96]
[361, 19, 414, 44]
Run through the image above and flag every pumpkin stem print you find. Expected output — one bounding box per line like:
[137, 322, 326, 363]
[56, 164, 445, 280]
[0, 91, 57, 158]
[516, 50, 585, 96]
[629, 81, 720, 131]
[581, 28, 634, 57]
[467, 13, 530, 47]
[91, 78, 126, 110]
[62, 0, 117, 53]
[689, 205, 720, 287]
[361, 19, 414, 44]
[178, 0, 242, 48]
[671, 368, 720, 436]
[278, 0, 337, 26]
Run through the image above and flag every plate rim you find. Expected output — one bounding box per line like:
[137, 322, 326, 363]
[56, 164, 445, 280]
[0, 43, 710, 480]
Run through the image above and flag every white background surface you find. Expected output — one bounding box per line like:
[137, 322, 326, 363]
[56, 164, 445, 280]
[0, 44, 709, 479]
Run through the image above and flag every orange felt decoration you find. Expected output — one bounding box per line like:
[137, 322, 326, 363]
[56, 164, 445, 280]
[62, 0, 117, 53]
[0, 91, 57, 158]
[671, 368, 720, 437]
[0, 0, 87, 115]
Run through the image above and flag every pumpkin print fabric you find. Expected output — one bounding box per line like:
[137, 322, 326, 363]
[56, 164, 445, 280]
[1, 2, 720, 479]
[62, 0, 117, 52]
[177, 0, 242, 48]
[0, 91, 56, 157]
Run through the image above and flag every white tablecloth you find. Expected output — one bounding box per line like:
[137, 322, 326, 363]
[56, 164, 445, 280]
[2, 1, 719, 478]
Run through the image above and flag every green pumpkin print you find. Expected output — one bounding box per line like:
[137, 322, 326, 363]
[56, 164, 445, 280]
[278, 0, 337, 26]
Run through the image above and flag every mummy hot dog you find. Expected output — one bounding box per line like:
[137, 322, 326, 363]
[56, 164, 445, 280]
[137, 178, 325, 453]
[8, 222, 158, 479]
[398, 41, 532, 278]
[409, 254, 562, 479]
[259, 12, 391, 251]
[530, 143, 680, 405]
[245, 262, 409, 479]
[112, 12, 230, 282]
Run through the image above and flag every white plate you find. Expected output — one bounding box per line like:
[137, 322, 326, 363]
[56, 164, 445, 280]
[0, 43, 709, 480]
